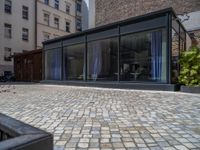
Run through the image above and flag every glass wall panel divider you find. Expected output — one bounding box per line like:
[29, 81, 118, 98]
[118, 25, 120, 82]
[84, 35, 87, 81]
[167, 13, 172, 84]
[61, 41, 64, 81]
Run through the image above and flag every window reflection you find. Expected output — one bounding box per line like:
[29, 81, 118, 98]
[120, 29, 167, 82]
[63, 44, 85, 80]
[45, 48, 61, 80]
[87, 38, 118, 81]
[171, 29, 179, 83]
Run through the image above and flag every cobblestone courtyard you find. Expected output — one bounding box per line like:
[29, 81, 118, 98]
[0, 84, 200, 150]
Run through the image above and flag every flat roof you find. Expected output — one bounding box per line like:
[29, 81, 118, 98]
[43, 7, 179, 45]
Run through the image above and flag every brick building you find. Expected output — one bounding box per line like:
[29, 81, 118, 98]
[95, 0, 200, 46]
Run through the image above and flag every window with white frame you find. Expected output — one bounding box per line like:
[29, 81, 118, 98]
[5, 0, 12, 14]
[4, 47, 12, 61]
[66, 4, 70, 14]
[4, 23, 12, 38]
[44, 0, 49, 5]
[76, 18, 82, 31]
[43, 32, 50, 41]
[44, 13, 50, 25]
[66, 21, 70, 32]
[76, 2, 81, 13]
[55, 0, 59, 10]
[22, 28, 29, 41]
[54, 17, 59, 29]
[22, 6, 29, 20]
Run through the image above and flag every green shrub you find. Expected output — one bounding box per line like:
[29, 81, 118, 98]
[178, 46, 200, 86]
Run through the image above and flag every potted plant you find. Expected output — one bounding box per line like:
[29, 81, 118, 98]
[178, 46, 200, 93]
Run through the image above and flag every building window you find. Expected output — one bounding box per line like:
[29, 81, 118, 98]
[5, 0, 12, 14]
[63, 44, 85, 80]
[76, 3, 81, 12]
[76, 19, 82, 31]
[66, 4, 70, 14]
[44, 13, 50, 25]
[4, 23, 12, 38]
[120, 29, 167, 82]
[55, 0, 59, 10]
[54, 17, 59, 29]
[43, 32, 50, 41]
[44, 0, 49, 5]
[66, 22, 70, 32]
[4, 47, 12, 61]
[87, 38, 118, 81]
[22, 28, 29, 41]
[45, 48, 62, 80]
[22, 6, 29, 20]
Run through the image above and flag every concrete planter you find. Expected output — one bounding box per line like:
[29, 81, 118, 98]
[0, 113, 53, 150]
[180, 86, 200, 94]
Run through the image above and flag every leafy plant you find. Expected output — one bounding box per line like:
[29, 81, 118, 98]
[178, 46, 200, 86]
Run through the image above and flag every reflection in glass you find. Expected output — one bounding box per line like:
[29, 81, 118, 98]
[171, 29, 179, 83]
[87, 38, 118, 81]
[120, 29, 167, 82]
[45, 48, 61, 80]
[63, 44, 84, 80]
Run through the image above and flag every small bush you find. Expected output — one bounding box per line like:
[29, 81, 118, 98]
[178, 46, 200, 86]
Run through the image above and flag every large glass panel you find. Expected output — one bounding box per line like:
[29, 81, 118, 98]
[120, 29, 167, 82]
[87, 38, 118, 81]
[45, 48, 62, 80]
[171, 29, 179, 83]
[63, 44, 85, 80]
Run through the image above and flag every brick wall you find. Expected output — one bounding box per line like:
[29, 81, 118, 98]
[191, 30, 200, 47]
[96, 0, 200, 26]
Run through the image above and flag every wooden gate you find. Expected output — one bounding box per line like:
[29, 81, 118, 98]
[14, 49, 42, 82]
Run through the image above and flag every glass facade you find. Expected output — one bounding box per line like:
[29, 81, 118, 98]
[120, 29, 167, 82]
[45, 48, 61, 80]
[171, 17, 187, 83]
[63, 44, 85, 80]
[43, 9, 189, 84]
[87, 38, 118, 81]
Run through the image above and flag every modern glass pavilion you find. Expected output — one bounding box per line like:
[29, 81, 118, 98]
[43, 8, 191, 90]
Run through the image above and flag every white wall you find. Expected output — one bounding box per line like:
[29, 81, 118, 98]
[0, 0, 35, 75]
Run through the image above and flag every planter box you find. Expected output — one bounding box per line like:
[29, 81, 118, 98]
[0, 113, 53, 150]
[180, 86, 200, 94]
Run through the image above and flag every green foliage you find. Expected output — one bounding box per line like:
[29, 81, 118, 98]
[178, 46, 200, 86]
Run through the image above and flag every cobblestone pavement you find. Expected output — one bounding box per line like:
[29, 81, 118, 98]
[0, 84, 200, 150]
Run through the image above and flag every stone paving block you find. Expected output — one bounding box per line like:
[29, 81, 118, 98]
[0, 84, 199, 150]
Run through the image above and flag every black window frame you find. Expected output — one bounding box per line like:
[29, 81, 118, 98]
[76, 18, 82, 31]
[76, 2, 81, 13]
[22, 5, 29, 20]
[66, 4, 70, 14]
[54, 17, 59, 29]
[44, 0, 49, 5]
[22, 28, 29, 41]
[54, 0, 59, 10]
[5, 0, 12, 14]
[66, 22, 70, 32]
[43, 9, 189, 85]
[4, 23, 12, 39]
[44, 13, 50, 26]
[4, 47, 12, 61]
